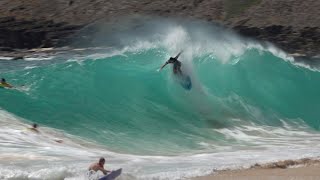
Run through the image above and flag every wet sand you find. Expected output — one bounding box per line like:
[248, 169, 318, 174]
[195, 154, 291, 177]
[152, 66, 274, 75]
[192, 158, 320, 180]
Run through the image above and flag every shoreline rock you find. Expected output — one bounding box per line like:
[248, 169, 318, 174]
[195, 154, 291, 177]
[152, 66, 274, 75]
[0, 0, 319, 58]
[233, 25, 320, 57]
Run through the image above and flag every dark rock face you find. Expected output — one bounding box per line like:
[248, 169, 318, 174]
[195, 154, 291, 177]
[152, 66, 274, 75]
[0, 0, 319, 57]
[235, 25, 320, 56]
[0, 17, 82, 49]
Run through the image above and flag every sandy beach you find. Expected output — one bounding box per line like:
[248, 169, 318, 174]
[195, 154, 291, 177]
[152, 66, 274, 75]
[192, 158, 320, 180]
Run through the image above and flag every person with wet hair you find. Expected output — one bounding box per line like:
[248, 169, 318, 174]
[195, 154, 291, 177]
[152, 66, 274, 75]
[88, 157, 111, 175]
[0, 78, 13, 88]
[27, 123, 63, 143]
[29, 123, 39, 133]
[160, 51, 183, 75]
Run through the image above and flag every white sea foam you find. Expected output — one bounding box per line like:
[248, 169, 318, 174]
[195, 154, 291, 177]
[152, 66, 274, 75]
[24, 56, 54, 61]
[0, 56, 14, 60]
[24, 66, 38, 70]
[108, 23, 319, 73]
[1, 108, 320, 179]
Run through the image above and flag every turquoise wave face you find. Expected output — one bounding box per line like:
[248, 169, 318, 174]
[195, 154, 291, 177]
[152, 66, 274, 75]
[1, 47, 320, 155]
[1, 23, 320, 156]
[197, 50, 320, 127]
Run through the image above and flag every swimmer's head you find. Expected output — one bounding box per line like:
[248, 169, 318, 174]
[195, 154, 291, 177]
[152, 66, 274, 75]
[32, 123, 38, 128]
[99, 157, 105, 165]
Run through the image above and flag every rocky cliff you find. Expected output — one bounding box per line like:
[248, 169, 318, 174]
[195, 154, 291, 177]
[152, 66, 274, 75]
[0, 0, 319, 57]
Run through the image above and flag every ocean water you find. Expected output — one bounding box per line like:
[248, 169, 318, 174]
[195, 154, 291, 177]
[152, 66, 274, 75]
[1, 21, 320, 180]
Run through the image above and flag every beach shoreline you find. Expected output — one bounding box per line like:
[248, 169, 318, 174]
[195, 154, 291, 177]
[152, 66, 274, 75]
[192, 158, 320, 180]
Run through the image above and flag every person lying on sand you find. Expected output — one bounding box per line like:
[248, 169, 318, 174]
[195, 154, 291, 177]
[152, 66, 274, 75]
[88, 157, 111, 175]
[1, 78, 13, 88]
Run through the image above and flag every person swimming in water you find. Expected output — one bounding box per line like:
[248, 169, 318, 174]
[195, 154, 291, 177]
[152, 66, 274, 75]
[1, 78, 13, 88]
[27, 123, 63, 143]
[28, 123, 40, 133]
[160, 52, 183, 75]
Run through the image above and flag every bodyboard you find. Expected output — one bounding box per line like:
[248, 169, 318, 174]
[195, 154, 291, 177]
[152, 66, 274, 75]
[99, 168, 122, 180]
[178, 74, 192, 90]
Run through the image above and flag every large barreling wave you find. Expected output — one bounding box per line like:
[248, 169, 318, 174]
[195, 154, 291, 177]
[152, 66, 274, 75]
[1, 18, 320, 179]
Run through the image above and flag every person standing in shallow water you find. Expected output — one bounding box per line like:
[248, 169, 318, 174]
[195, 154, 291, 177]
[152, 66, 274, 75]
[88, 157, 111, 175]
[160, 52, 183, 75]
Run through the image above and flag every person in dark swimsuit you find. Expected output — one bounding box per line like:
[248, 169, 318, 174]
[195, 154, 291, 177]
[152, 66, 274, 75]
[160, 52, 183, 75]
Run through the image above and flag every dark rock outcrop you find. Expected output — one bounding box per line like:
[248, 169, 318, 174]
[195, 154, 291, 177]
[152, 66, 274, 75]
[0, 17, 82, 49]
[0, 0, 319, 57]
[235, 25, 320, 57]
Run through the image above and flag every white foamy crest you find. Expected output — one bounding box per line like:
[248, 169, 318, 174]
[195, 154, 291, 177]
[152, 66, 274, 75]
[117, 23, 320, 73]
[1, 107, 320, 180]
